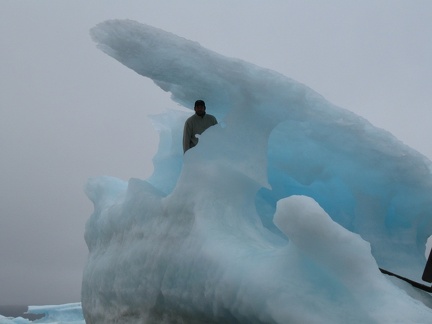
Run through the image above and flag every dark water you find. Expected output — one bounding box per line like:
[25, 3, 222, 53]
[0, 305, 44, 320]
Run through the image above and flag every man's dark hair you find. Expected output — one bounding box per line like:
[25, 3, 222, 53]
[194, 100, 206, 107]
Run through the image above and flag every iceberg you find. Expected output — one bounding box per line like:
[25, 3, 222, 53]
[0, 303, 84, 324]
[80, 19, 432, 323]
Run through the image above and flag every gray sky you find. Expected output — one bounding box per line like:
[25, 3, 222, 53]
[1, 0, 431, 305]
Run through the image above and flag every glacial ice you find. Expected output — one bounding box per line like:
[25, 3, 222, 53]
[78, 20, 432, 323]
[0, 303, 84, 324]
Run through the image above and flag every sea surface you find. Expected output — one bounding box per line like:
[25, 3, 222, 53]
[0, 305, 43, 321]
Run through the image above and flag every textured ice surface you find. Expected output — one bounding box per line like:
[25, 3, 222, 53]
[80, 20, 432, 323]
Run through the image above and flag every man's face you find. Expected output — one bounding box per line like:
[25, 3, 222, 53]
[194, 104, 206, 117]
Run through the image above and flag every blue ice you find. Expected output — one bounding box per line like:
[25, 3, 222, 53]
[0, 303, 84, 323]
[80, 20, 432, 323]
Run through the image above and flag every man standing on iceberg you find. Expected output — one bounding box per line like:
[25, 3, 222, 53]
[183, 100, 218, 153]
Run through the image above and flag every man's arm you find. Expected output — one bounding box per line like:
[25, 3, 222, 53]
[183, 120, 192, 153]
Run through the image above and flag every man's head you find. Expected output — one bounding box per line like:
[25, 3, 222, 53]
[194, 100, 206, 117]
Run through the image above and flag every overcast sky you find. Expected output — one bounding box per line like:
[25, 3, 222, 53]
[1, 1, 431, 305]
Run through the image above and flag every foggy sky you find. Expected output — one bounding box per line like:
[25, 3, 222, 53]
[1, 0, 431, 305]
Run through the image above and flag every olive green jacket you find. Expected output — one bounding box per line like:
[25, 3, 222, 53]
[183, 113, 218, 153]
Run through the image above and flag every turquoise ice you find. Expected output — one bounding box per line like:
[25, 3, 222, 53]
[79, 20, 432, 323]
